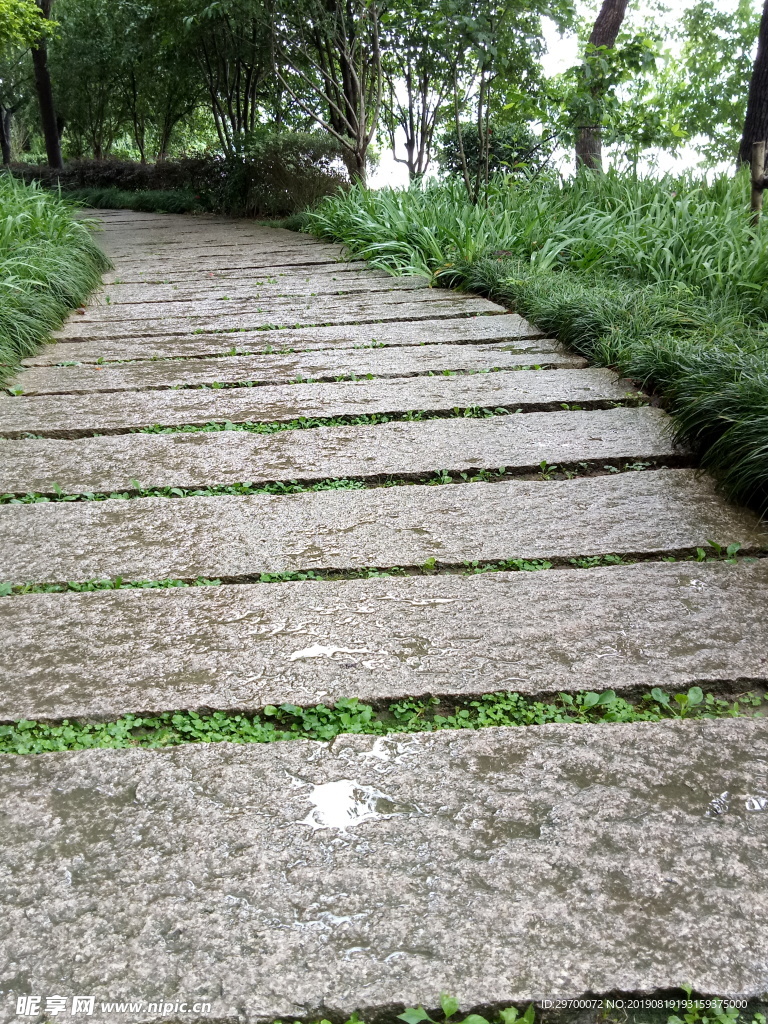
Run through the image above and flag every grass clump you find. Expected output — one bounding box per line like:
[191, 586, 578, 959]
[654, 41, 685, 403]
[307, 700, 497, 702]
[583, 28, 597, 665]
[0, 176, 110, 384]
[0, 687, 763, 756]
[305, 171, 768, 511]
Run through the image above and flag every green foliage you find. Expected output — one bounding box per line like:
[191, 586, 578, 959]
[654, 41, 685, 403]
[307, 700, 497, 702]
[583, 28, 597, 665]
[64, 187, 204, 214]
[0, 0, 45, 51]
[0, 176, 109, 385]
[439, 122, 543, 178]
[0, 688, 763, 755]
[305, 172, 768, 510]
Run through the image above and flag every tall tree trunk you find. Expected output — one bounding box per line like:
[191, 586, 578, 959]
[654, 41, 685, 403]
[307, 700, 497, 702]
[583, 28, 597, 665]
[739, 0, 768, 165]
[575, 0, 629, 171]
[32, 0, 62, 169]
[0, 109, 12, 164]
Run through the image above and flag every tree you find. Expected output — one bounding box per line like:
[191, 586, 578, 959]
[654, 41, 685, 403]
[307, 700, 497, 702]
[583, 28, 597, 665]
[441, 0, 572, 200]
[0, 0, 43, 50]
[380, 0, 452, 180]
[31, 0, 61, 167]
[739, 0, 768, 165]
[272, 0, 383, 183]
[182, 0, 274, 158]
[0, 47, 29, 162]
[574, 0, 630, 170]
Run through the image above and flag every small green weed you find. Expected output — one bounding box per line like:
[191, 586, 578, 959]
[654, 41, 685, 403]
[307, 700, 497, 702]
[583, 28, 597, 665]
[0, 689, 763, 756]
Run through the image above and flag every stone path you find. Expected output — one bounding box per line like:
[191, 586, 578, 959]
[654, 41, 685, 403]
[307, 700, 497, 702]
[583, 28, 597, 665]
[1, 210, 768, 1022]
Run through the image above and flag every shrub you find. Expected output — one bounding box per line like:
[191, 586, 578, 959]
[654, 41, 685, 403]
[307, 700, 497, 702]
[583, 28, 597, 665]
[438, 121, 546, 179]
[9, 130, 349, 217]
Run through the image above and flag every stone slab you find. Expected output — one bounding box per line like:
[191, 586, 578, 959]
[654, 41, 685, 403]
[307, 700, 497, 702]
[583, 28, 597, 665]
[1, 471, 765, 584]
[53, 298, 506, 340]
[1, 720, 767, 1024]
[9, 342, 590, 395]
[77, 287, 461, 324]
[1, 561, 766, 721]
[0, 408, 678, 495]
[0, 369, 615, 437]
[105, 257, 371, 285]
[96, 273, 427, 306]
[22, 314, 548, 365]
[101, 250, 361, 280]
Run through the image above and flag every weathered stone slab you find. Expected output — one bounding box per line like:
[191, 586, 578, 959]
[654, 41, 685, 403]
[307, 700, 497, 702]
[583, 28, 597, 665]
[23, 314, 548, 365]
[78, 286, 456, 323]
[105, 257, 370, 285]
[1, 561, 765, 720]
[54, 297, 506, 340]
[0, 369, 612, 437]
[0, 408, 678, 495]
[96, 273, 427, 306]
[10, 342, 590, 395]
[101, 249, 359, 281]
[1, 720, 767, 1023]
[1, 471, 765, 584]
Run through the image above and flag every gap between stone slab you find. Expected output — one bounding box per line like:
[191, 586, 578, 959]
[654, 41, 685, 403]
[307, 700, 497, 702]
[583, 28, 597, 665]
[0, 401, 644, 440]
[0, 461, 694, 502]
[4, 552, 764, 597]
[1, 679, 765, 737]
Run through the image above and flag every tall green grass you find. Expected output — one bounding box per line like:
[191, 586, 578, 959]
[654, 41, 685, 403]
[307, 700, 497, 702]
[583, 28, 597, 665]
[305, 171, 768, 512]
[0, 176, 110, 385]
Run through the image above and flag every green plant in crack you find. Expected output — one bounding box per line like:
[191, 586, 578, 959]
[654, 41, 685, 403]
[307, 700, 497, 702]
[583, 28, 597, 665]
[0, 689, 763, 756]
[399, 996, 536, 1024]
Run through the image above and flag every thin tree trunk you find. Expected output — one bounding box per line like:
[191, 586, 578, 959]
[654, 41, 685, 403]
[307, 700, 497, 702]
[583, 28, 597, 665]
[0, 109, 11, 164]
[739, 0, 768, 165]
[575, 0, 629, 171]
[32, 0, 62, 169]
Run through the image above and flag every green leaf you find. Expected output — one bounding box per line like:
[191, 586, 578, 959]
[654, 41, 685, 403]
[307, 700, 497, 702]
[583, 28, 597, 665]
[498, 1010, 519, 1024]
[441, 995, 460, 1019]
[650, 687, 670, 706]
[398, 1009, 435, 1024]
[687, 686, 704, 706]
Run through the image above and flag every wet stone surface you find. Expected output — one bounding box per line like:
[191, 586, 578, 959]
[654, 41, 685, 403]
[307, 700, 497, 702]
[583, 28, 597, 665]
[96, 272, 429, 305]
[0, 368, 596, 437]
[0, 408, 682, 495]
[1, 470, 765, 585]
[9, 340, 579, 396]
[1, 561, 767, 720]
[76, 285, 457, 323]
[2, 719, 768, 1023]
[22, 313, 548, 365]
[52, 296, 506, 340]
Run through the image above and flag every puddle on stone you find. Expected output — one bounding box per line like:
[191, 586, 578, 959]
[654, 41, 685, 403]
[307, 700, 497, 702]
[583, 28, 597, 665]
[705, 790, 768, 817]
[289, 643, 369, 661]
[299, 778, 419, 832]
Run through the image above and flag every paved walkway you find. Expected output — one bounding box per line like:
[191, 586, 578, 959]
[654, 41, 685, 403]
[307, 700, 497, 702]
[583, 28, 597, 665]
[1, 211, 768, 1022]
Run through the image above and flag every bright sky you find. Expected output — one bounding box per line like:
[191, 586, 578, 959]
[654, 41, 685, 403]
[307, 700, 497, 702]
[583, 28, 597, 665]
[370, 0, 754, 187]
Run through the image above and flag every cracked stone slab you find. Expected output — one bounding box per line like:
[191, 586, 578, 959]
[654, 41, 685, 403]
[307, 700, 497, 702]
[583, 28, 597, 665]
[76, 287, 467, 324]
[1, 561, 766, 721]
[95, 273, 428, 306]
[22, 314, 548, 365]
[0, 368, 597, 438]
[1, 470, 765, 585]
[104, 257, 373, 285]
[9, 342, 591, 396]
[0, 408, 679, 495]
[53, 297, 506, 340]
[1, 719, 767, 1024]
